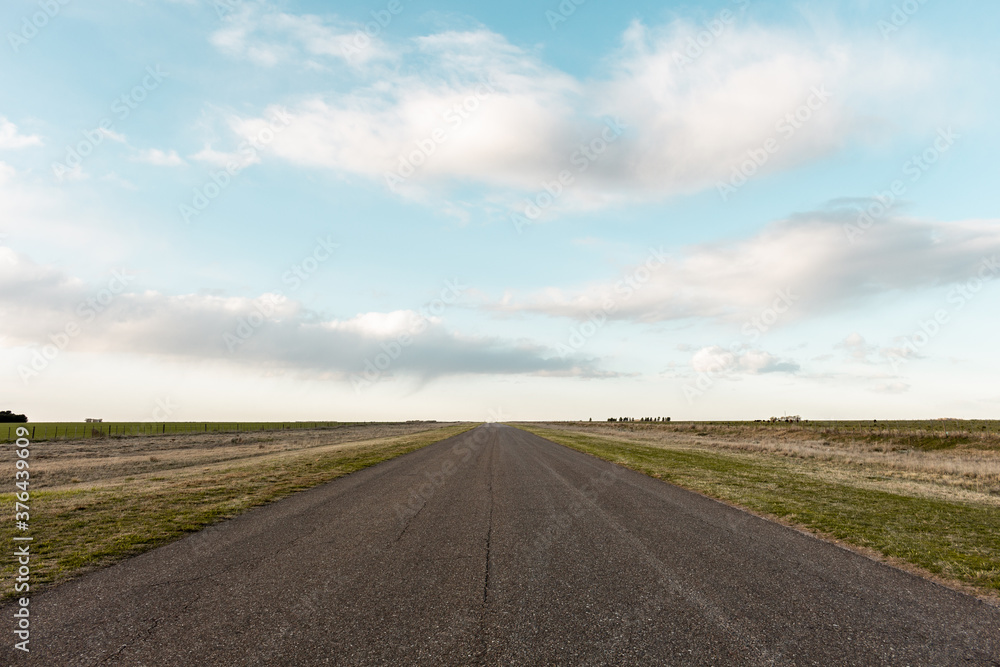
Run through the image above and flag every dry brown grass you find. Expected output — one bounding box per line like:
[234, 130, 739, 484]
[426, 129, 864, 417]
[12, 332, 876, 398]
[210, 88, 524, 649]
[16, 422, 445, 490]
[560, 421, 1000, 506]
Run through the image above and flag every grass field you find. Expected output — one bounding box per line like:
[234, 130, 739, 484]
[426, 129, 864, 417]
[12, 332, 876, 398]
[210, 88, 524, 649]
[0, 421, 473, 598]
[0, 420, 370, 443]
[515, 420, 1000, 599]
[602, 418, 1000, 446]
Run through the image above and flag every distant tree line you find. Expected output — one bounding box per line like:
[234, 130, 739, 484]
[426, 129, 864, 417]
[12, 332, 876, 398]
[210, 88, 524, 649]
[0, 411, 28, 423]
[607, 417, 670, 423]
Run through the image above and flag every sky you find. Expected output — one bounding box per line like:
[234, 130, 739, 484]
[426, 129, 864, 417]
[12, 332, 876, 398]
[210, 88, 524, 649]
[1, 0, 998, 422]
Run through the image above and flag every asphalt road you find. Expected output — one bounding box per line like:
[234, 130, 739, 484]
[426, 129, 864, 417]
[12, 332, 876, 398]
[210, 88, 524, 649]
[5, 424, 999, 665]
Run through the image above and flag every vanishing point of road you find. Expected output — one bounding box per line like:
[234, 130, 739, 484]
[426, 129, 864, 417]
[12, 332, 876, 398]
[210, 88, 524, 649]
[6, 424, 999, 665]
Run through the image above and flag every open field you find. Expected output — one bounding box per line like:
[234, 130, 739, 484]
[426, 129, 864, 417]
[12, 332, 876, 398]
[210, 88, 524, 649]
[0, 420, 362, 443]
[0, 421, 473, 597]
[515, 420, 1000, 599]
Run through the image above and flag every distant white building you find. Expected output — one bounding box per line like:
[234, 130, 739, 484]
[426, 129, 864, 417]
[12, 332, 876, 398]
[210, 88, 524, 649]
[85, 418, 103, 423]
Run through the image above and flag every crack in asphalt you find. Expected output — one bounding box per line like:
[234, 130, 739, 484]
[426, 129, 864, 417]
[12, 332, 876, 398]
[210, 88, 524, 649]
[90, 588, 204, 666]
[477, 431, 498, 663]
[394, 499, 428, 544]
[483, 451, 494, 605]
[94, 642, 129, 667]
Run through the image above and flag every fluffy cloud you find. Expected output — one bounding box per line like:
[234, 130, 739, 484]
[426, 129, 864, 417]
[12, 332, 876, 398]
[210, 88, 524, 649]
[132, 148, 186, 166]
[836, 332, 877, 362]
[836, 332, 924, 369]
[691, 345, 799, 375]
[231, 29, 579, 195]
[189, 145, 261, 169]
[491, 211, 1000, 325]
[0, 250, 604, 382]
[214, 19, 935, 210]
[0, 117, 42, 150]
[210, 3, 386, 67]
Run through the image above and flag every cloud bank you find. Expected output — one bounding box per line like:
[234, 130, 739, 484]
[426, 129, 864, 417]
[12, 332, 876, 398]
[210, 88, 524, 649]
[208, 16, 937, 211]
[0, 250, 605, 382]
[491, 211, 1000, 326]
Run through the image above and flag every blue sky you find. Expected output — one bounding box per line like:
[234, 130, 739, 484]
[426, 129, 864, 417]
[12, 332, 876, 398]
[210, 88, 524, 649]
[2, 0, 998, 422]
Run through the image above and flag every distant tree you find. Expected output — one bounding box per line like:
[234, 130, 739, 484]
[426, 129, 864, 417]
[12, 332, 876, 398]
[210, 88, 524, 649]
[0, 410, 28, 423]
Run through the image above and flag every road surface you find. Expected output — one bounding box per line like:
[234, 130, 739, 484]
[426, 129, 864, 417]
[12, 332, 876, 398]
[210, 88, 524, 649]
[5, 424, 999, 665]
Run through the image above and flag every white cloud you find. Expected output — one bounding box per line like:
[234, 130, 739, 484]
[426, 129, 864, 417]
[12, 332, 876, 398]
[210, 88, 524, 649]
[492, 211, 1000, 325]
[99, 128, 128, 144]
[189, 145, 261, 170]
[210, 3, 385, 67]
[54, 166, 88, 183]
[240, 29, 579, 195]
[132, 148, 185, 167]
[835, 332, 924, 368]
[329, 310, 437, 338]
[836, 332, 877, 362]
[691, 345, 799, 375]
[222, 21, 935, 210]
[0, 118, 42, 150]
[0, 251, 606, 381]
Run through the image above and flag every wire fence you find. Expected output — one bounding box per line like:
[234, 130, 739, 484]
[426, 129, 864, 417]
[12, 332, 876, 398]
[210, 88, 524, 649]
[1, 421, 355, 443]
